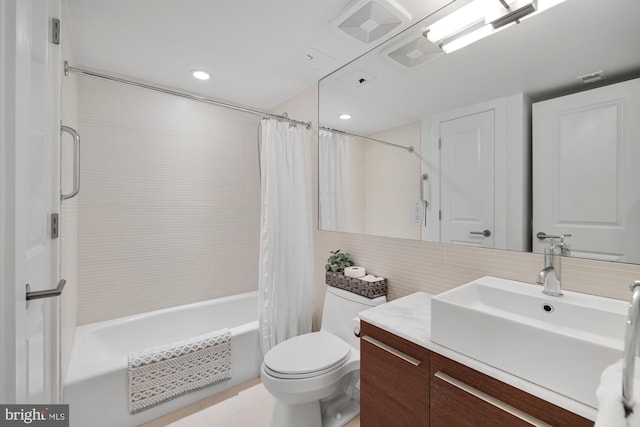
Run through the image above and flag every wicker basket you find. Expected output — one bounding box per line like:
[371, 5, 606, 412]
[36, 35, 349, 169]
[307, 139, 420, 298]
[325, 271, 388, 299]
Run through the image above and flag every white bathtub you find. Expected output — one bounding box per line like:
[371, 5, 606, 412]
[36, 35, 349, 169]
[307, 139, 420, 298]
[64, 291, 261, 427]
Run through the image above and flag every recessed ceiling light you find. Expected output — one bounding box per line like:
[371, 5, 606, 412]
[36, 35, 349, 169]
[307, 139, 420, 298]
[340, 114, 352, 120]
[191, 70, 211, 80]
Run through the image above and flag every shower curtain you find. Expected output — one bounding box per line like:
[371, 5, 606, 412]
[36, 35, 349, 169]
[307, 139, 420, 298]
[258, 119, 314, 354]
[318, 129, 350, 232]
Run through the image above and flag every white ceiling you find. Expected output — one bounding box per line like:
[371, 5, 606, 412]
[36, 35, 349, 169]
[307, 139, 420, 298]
[64, 0, 457, 111]
[320, 0, 640, 134]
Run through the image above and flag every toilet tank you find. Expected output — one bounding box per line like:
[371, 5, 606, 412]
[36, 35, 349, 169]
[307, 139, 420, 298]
[321, 286, 386, 347]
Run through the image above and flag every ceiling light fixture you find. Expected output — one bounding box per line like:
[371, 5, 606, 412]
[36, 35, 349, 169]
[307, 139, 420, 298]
[339, 114, 352, 120]
[425, 1, 486, 44]
[487, 0, 537, 29]
[191, 70, 211, 80]
[440, 24, 493, 53]
[426, 0, 555, 54]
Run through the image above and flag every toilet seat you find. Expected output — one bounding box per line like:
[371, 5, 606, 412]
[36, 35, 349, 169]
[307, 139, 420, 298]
[263, 331, 351, 379]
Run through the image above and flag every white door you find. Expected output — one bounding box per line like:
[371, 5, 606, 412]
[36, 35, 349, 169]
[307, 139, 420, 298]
[2, 0, 62, 403]
[439, 110, 495, 247]
[533, 78, 640, 263]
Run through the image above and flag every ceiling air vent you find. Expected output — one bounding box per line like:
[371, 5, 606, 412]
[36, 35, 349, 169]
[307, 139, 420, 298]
[577, 71, 606, 84]
[331, 0, 411, 44]
[383, 30, 443, 68]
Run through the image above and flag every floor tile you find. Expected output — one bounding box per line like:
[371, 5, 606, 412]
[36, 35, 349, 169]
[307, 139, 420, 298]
[141, 377, 361, 427]
[199, 380, 271, 422]
[139, 403, 204, 427]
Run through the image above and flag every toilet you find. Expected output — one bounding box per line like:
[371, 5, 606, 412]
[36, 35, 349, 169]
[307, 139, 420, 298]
[261, 286, 386, 427]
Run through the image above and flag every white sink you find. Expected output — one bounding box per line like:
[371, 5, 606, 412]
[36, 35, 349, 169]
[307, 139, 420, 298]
[430, 276, 628, 408]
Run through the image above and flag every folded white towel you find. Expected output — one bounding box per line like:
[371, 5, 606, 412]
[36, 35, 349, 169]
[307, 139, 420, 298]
[360, 274, 384, 282]
[595, 358, 640, 427]
[344, 266, 366, 278]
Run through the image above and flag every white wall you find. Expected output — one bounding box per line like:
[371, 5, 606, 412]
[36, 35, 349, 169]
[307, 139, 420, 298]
[338, 122, 421, 238]
[76, 76, 261, 324]
[366, 122, 421, 240]
[272, 83, 640, 330]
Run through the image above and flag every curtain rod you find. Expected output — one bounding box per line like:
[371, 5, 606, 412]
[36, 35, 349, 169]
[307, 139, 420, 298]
[320, 126, 414, 153]
[64, 61, 312, 130]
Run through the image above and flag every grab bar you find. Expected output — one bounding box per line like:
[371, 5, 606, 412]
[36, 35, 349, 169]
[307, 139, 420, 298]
[622, 280, 640, 416]
[60, 124, 80, 201]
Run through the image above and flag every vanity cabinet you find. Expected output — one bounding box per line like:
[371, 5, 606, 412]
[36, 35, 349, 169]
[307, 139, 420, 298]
[360, 321, 592, 426]
[360, 321, 430, 427]
[430, 353, 592, 426]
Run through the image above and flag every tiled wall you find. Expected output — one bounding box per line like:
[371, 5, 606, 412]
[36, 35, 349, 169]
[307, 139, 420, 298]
[272, 83, 640, 329]
[75, 74, 640, 327]
[76, 76, 261, 324]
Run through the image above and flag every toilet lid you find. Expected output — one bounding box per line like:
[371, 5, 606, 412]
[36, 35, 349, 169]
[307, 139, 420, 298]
[263, 331, 351, 378]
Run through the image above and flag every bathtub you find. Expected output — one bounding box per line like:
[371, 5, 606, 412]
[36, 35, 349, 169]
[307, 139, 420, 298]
[64, 291, 261, 427]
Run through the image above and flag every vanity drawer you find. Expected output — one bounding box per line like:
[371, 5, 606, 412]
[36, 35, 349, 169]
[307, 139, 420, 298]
[430, 353, 592, 427]
[360, 321, 430, 427]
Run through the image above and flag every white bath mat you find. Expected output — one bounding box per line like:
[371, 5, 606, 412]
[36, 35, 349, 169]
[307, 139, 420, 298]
[128, 328, 232, 413]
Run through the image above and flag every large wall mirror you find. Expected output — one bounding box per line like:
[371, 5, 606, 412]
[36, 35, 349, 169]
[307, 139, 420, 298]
[318, 0, 640, 264]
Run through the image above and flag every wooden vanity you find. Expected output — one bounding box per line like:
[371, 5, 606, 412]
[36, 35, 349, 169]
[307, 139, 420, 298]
[358, 293, 597, 426]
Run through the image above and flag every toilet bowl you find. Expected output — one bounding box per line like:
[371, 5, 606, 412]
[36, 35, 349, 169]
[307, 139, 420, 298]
[261, 286, 386, 427]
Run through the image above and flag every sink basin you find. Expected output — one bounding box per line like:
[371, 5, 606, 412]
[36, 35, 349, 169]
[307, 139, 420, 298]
[430, 276, 628, 408]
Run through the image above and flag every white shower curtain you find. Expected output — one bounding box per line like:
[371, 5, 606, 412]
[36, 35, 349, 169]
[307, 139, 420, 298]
[318, 129, 350, 232]
[258, 119, 314, 354]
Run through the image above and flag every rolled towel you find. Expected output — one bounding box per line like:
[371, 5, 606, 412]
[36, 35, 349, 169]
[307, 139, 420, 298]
[595, 358, 640, 427]
[345, 266, 366, 278]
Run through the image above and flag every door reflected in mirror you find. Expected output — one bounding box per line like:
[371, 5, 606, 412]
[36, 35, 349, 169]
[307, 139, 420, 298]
[318, 0, 640, 264]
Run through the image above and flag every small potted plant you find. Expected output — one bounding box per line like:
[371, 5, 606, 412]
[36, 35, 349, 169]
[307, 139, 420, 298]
[325, 249, 353, 273]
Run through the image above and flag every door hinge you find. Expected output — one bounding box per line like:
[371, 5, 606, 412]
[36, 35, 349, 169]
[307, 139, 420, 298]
[439, 210, 442, 220]
[51, 213, 59, 238]
[438, 138, 442, 149]
[50, 18, 61, 45]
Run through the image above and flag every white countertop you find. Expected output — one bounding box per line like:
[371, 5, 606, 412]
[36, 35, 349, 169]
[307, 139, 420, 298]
[358, 292, 598, 422]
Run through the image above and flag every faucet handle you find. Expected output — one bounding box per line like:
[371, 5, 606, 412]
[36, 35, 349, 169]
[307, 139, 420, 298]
[558, 234, 572, 256]
[537, 232, 572, 256]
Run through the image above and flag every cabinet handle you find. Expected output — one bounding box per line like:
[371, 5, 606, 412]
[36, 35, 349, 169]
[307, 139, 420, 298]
[434, 372, 551, 427]
[362, 335, 421, 367]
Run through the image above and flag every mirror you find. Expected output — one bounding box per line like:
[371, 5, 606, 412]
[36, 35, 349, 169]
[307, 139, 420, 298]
[318, 0, 640, 263]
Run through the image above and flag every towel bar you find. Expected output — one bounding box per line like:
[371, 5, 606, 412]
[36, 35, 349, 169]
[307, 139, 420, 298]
[622, 280, 640, 416]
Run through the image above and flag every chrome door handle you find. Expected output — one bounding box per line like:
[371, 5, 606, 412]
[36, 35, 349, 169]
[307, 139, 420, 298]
[61, 124, 80, 201]
[470, 229, 491, 237]
[26, 279, 66, 301]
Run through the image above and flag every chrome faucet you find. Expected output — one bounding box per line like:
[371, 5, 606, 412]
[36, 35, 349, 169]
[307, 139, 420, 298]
[536, 234, 571, 297]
